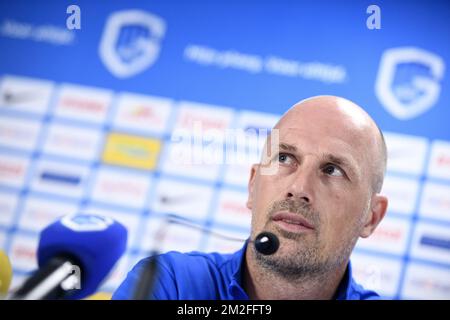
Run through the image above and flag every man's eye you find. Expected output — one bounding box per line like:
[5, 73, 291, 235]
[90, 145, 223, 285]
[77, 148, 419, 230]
[278, 153, 294, 165]
[323, 164, 344, 177]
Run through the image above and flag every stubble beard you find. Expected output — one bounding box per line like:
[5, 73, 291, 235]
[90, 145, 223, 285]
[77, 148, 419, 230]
[252, 199, 364, 282]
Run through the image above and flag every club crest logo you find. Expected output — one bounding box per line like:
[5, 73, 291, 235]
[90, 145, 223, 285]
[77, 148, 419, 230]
[61, 214, 114, 232]
[375, 47, 445, 120]
[99, 10, 166, 78]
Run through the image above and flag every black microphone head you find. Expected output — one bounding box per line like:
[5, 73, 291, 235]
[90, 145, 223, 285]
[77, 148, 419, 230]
[254, 232, 279, 255]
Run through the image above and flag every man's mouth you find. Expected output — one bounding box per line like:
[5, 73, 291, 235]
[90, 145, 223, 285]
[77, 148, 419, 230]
[271, 211, 315, 233]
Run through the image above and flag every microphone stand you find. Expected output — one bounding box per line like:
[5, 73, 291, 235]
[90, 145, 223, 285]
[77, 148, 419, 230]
[131, 214, 279, 299]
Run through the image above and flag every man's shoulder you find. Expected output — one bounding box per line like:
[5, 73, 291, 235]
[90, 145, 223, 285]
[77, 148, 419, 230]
[347, 278, 381, 300]
[112, 249, 239, 299]
[155, 250, 235, 270]
[132, 249, 237, 285]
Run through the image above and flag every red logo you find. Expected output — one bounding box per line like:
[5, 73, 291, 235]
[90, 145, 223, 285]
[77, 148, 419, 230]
[60, 97, 106, 113]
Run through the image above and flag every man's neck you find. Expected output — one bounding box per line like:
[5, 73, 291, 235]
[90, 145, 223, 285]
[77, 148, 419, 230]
[243, 248, 348, 300]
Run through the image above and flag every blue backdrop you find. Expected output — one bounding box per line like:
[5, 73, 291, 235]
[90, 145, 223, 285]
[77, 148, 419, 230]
[0, 0, 449, 299]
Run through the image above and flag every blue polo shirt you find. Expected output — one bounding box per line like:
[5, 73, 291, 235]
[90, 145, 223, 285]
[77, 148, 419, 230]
[112, 243, 379, 300]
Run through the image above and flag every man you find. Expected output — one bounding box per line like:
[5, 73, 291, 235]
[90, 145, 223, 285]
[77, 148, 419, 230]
[112, 95, 388, 300]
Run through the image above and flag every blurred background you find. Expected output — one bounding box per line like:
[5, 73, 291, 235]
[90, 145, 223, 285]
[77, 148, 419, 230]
[0, 0, 449, 299]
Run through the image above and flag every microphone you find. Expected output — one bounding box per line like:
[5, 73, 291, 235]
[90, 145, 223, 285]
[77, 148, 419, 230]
[11, 214, 127, 300]
[253, 232, 279, 255]
[0, 250, 12, 298]
[84, 292, 113, 300]
[163, 214, 281, 255]
[131, 214, 280, 299]
[132, 250, 158, 300]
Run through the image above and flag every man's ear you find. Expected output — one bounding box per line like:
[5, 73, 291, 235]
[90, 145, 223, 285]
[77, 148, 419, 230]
[360, 194, 388, 238]
[246, 164, 259, 210]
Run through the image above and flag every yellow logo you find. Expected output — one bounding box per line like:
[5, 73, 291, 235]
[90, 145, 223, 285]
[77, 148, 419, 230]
[102, 133, 162, 170]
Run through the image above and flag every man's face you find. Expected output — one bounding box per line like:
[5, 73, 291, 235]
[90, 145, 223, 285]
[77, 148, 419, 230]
[247, 102, 378, 278]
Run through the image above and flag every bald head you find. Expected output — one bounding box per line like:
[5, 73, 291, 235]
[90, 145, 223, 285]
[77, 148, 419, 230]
[247, 95, 389, 286]
[273, 95, 387, 193]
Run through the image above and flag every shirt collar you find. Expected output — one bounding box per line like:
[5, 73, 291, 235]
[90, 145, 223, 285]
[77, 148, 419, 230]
[333, 260, 354, 300]
[227, 241, 250, 299]
[227, 241, 356, 300]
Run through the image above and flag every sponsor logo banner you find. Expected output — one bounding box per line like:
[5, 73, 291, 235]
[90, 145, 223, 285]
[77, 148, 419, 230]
[9, 234, 39, 272]
[174, 101, 234, 134]
[43, 124, 102, 161]
[419, 181, 450, 222]
[0, 154, 29, 188]
[381, 175, 420, 216]
[102, 132, 162, 170]
[113, 93, 173, 135]
[402, 263, 450, 299]
[30, 160, 90, 198]
[384, 132, 429, 176]
[351, 253, 402, 298]
[0, 75, 54, 115]
[0, 117, 41, 151]
[427, 140, 450, 181]
[0, 192, 18, 227]
[91, 168, 152, 209]
[410, 222, 450, 264]
[161, 140, 222, 182]
[143, 216, 203, 253]
[150, 178, 214, 221]
[18, 196, 78, 232]
[355, 216, 411, 256]
[214, 189, 251, 228]
[54, 84, 113, 124]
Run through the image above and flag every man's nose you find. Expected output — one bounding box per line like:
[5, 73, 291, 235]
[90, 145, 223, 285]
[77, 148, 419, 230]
[285, 163, 315, 204]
